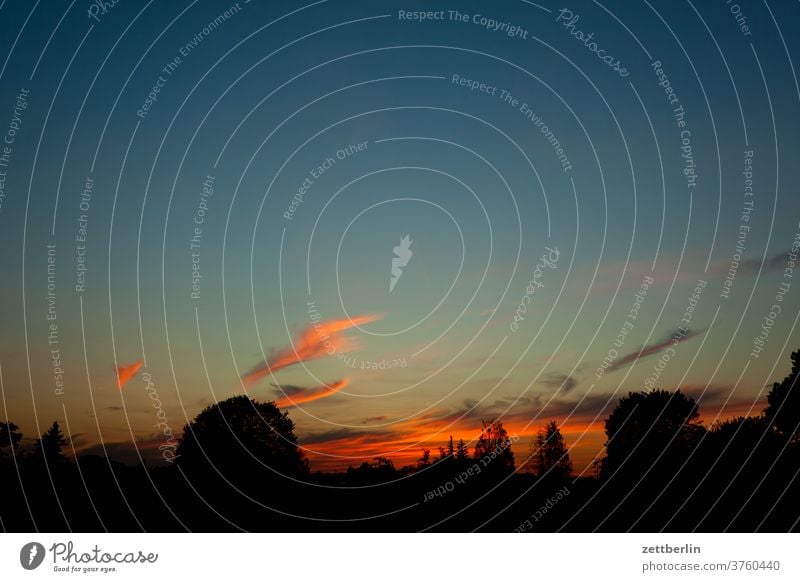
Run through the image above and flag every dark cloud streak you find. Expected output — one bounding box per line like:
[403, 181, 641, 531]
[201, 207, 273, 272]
[606, 329, 704, 373]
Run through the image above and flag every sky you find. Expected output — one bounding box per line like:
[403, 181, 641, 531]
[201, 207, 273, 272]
[0, 0, 798, 474]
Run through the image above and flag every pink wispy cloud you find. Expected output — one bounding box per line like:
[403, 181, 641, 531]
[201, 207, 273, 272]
[242, 314, 381, 385]
[274, 378, 350, 408]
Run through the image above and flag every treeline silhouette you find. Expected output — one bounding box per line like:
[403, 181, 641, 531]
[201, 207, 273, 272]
[1, 349, 799, 532]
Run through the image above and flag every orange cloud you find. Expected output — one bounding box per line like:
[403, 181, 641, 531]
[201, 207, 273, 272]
[116, 360, 143, 390]
[275, 378, 350, 408]
[242, 314, 380, 385]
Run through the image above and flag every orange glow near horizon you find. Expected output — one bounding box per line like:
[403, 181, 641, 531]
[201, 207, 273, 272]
[302, 408, 609, 474]
[100, 363, 769, 474]
[300, 401, 764, 474]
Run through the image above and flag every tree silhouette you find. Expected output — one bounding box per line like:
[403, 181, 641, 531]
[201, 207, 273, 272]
[416, 448, 432, 470]
[710, 415, 769, 442]
[436, 445, 449, 462]
[706, 415, 779, 470]
[602, 389, 704, 477]
[532, 420, 572, 480]
[33, 421, 67, 464]
[764, 348, 800, 441]
[176, 395, 308, 476]
[455, 439, 469, 462]
[0, 421, 22, 456]
[474, 420, 514, 472]
[347, 457, 397, 483]
[3, 353, 800, 532]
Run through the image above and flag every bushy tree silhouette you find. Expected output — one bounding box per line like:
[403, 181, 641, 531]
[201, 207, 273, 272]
[602, 389, 704, 477]
[0, 421, 22, 456]
[710, 415, 769, 442]
[764, 348, 800, 441]
[176, 395, 308, 477]
[474, 420, 514, 473]
[416, 448, 432, 470]
[532, 420, 572, 480]
[346, 457, 397, 483]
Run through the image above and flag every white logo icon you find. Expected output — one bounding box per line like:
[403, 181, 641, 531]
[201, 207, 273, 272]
[390, 235, 413, 293]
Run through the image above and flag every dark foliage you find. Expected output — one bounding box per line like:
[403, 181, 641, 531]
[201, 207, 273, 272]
[1, 350, 800, 532]
[764, 348, 800, 441]
[532, 420, 572, 481]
